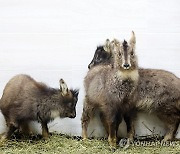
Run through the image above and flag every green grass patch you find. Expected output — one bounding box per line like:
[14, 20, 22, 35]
[0, 133, 179, 154]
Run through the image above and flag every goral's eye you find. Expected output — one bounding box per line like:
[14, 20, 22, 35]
[68, 102, 73, 108]
[131, 51, 134, 56]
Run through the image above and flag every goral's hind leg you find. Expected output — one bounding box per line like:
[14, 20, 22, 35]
[81, 97, 94, 139]
[115, 112, 122, 137]
[0, 122, 18, 143]
[100, 112, 109, 135]
[163, 121, 179, 141]
[158, 114, 179, 141]
[124, 113, 136, 141]
[0, 115, 18, 143]
[20, 122, 32, 135]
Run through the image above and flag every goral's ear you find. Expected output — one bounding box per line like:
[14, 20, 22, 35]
[59, 79, 69, 96]
[109, 39, 116, 52]
[110, 39, 121, 53]
[103, 39, 111, 53]
[129, 31, 136, 46]
[72, 89, 79, 98]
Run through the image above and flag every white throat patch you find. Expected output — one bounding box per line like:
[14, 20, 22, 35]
[116, 70, 139, 81]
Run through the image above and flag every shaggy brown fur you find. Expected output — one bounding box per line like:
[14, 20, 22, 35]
[0, 74, 79, 141]
[88, 37, 180, 142]
[81, 32, 139, 147]
[137, 69, 180, 141]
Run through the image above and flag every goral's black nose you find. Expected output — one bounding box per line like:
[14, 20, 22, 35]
[123, 64, 130, 68]
[69, 113, 76, 118]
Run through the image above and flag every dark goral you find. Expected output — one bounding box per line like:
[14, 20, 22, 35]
[0, 74, 79, 141]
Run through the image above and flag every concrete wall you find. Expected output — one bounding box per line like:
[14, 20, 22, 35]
[0, 0, 179, 138]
